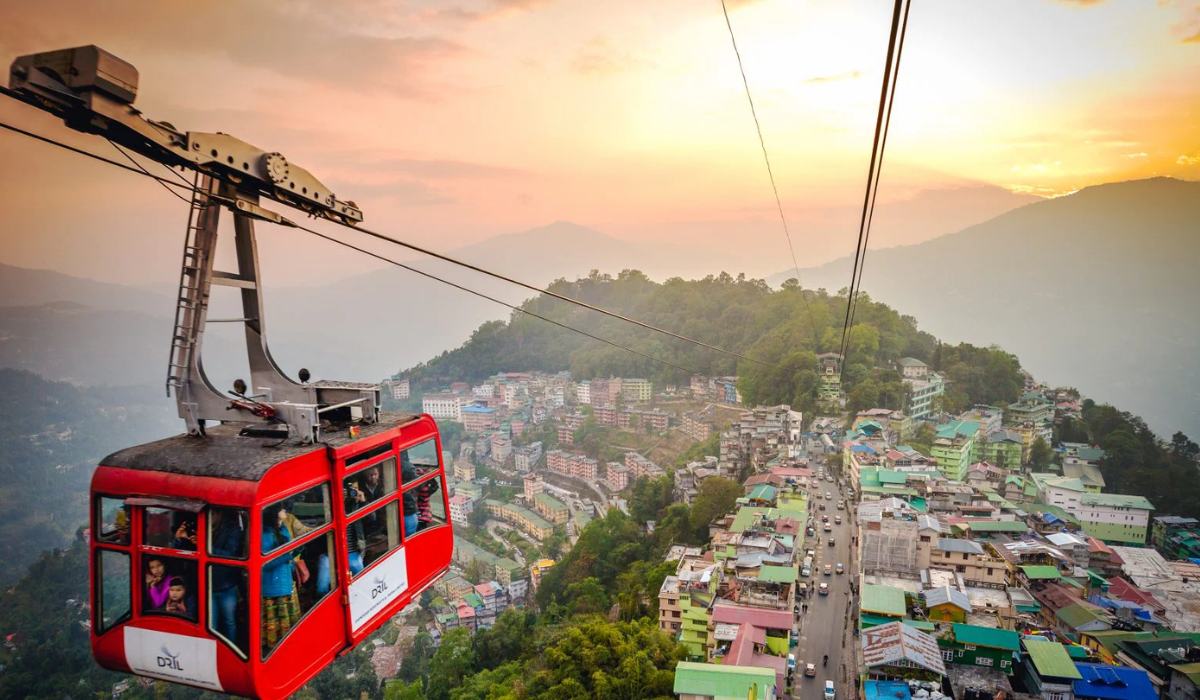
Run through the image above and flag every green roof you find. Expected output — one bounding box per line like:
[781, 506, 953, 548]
[464, 592, 484, 608]
[861, 584, 907, 617]
[953, 623, 1020, 651]
[1065, 645, 1090, 659]
[1084, 631, 1157, 658]
[878, 470, 907, 485]
[1056, 602, 1104, 629]
[673, 661, 776, 699]
[860, 615, 935, 631]
[1022, 565, 1062, 580]
[533, 493, 567, 511]
[758, 565, 799, 584]
[1085, 570, 1111, 587]
[748, 484, 777, 501]
[1171, 662, 1200, 686]
[1081, 492, 1155, 510]
[936, 420, 980, 441]
[1023, 639, 1083, 679]
[961, 520, 1029, 533]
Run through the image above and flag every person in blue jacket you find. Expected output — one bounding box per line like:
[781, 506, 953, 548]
[209, 509, 246, 645]
[261, 504, 299, 653]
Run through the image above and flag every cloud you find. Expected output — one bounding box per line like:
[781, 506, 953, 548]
[0, 1, 468, 98]
[1124, 152, 1149, 158]
[570, 36, 650, 75]
[1177, 154, 1200, 166]
[803, 71, 863, 85]
[1055, 0, 1107, 5]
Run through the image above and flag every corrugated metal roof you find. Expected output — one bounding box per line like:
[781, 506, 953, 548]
[672, 661, 776, 698]
[861, 621, 946, 676]
[1072, 663, 1155, 700]
[924, 586, 971, 612]
[952, 623, 1019, 651]
[1022, 565, 1063, 580]
[937, 539, 985, 554]
[1024, 639, 1083, 679]
[757, 565, 799, 583]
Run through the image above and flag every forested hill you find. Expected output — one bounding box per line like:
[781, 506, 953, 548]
[404, 270, 1027, 416]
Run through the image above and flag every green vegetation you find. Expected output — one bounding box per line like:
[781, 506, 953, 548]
[1079, 401, 1200, 519]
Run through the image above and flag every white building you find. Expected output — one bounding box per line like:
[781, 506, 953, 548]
[472, 383, 496, 399]
[903, 373, 945, 421]
[514, 441, 543, 472]
[389, 378, 410, 400]
[898, 357, 929, 380]
[448, 495, 474, 526]
[576, 380, 591, 406]
[423, 393, 462, 421]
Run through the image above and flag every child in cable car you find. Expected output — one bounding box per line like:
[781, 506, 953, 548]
[163, 577, 197, 619]
[145, 557, 170, 608]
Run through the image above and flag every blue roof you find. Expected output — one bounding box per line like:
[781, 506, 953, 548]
[851, 444, 877, 453]
[864, 681, 912, 700]
[462, 406, 495, 413]
[1072, 663, 1156, 700]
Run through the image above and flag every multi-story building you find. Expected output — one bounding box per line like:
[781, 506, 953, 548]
[930, 420, 981, 481]
[898, 357, 930, 380]
[472, 383, 496, 399]
[607, 463, 631, 491]
[618, 409, 672, 432]
[905, 372, 945, 421]
[510, 418, 525, 438]
[593, 406, 618, 427]
[659, 556, 721, 659]
[452, 457, 476, 483]
[1032, 474, 1155, 544]
[546, 450, 600, 481]
[513, 441, 543, 472]
[448, 494, 474, 526]
[626, 452, 665, 481]
[817, 353, 843, 408]
[556, 424, 575, 445]
[928, 539, 1008, 586]
[483, 499, 554, 540]
[523, 472, 544, 500]
[681, 412, 714, 442]
[490, 433, 512, 465]
[422, 393, 462, 421]
[388, 377, 410, 400]
[533, 493, 569, 525]
[621, 378, 653, 403]
[1006, 391, 1054, 427]
[982, 429, 1024, 472]
[958, 406, 1004, 435]
[1150, 516, 1200, 557]
[690, 375, 710, 399]
[714, 377, 740, 405]
[575, 380, 591, 406]
[461, 405, 497, 434]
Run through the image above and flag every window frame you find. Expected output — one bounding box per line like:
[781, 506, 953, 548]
[138, 550, 201, 623]
[400, 451, 449, 543]
[94, 547, 133, 636]
[206, 562, 249, 661]
[207, 506, 250, 562]
[342, 456, 398, 518]
[345, 499, 403, 580]
[139, 505, 201, 555]
[259, 529, 339, 662]
[94, 494, 132, 546]
[261, 483, 333, 556]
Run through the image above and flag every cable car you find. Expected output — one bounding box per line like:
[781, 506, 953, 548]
[2, 45, 454, 698]
[90, 415, 451, 698]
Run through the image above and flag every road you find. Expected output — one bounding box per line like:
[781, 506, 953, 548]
[791, 478, 856, 700]
[484, 519, 527, 567]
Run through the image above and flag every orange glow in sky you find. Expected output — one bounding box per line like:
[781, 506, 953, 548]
[0, 0, 1197, 283]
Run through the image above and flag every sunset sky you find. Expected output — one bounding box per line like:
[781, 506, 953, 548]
[0, 0, 1197, 284]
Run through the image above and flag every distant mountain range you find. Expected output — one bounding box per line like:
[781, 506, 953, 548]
[770, 177, 1200, 439]
[2, 177, 1195, 438]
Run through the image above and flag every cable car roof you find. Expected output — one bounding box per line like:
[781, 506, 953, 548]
[101, 412, 420, 482]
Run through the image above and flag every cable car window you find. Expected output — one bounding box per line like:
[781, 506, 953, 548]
[403, 474, 445, 538]
[142, 554, 199, 620]
[208, 507, 248, 560]
[142, 507, 198, 551]
[343, 458, 396, 516]
[97, 549, 131, 634]
[262, 483, 331, 554]
[260, 531, 337, 660]
[401, 440, 439, 485]
[96, 496, 131, 545]
[347, 501, 400, 578]
[208, 564, 248, 659]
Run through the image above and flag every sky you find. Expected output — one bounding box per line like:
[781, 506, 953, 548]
[0, 0, 1197, 285]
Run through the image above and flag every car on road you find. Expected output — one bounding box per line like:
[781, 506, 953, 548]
[821, 514, 829, 522]
[804, 663, 817, 677]
[828, 537, 836, 546]
[823, 523, 832, 532]
[819, 502, 826, 510]
[819, 582, 829, 595]
[834, 515, 842, 524]
[837, 500, 845, 510]
[806, 549, 815, 559]
[825, 680, 836, 699]
[807, 527, 816, 536]
[836, 563, 844, 574]
[827, 475, 834, 482]
[825, 492, 832, 500]
[823, 564, 832, 575]
[788, 653, 796, 671]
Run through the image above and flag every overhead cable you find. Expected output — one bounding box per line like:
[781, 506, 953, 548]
[0, 119, 723, 377]
[837, 0, 910, 371]
[719, 0, 819, 344]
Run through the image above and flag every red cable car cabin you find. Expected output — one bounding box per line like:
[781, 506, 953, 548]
[89, 413, 451, 699]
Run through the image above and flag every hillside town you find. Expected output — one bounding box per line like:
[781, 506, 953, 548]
[369, 354, 1200, 700]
